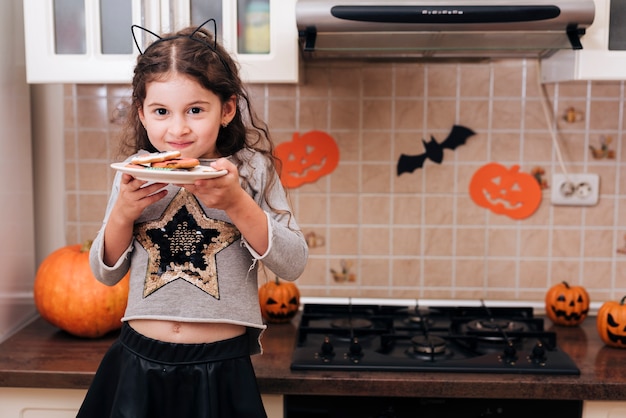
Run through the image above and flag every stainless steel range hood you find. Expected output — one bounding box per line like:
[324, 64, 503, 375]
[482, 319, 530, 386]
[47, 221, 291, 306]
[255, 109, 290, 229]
[296, 0, 596, 60]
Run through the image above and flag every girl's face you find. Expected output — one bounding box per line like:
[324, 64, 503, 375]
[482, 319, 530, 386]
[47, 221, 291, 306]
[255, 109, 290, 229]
[138, 72, 236, 159]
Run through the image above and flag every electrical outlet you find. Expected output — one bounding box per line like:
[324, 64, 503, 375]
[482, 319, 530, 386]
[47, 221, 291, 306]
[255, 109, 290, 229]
[551, 173, 600, 206]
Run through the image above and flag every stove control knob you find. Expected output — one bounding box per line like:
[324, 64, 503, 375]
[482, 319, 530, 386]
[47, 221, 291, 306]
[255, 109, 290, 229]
[348, 337, 364, 362]
[319, 336, 335, 360]
[500, 341, 517, 364]
[529, 341, 547, 364]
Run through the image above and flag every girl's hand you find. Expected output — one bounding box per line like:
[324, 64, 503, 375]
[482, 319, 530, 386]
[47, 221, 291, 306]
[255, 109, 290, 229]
[111, 174, 168, 224]
[182, 158, 270, 255]
[182, 158, 247, 210]
[102, 174, 167, 267]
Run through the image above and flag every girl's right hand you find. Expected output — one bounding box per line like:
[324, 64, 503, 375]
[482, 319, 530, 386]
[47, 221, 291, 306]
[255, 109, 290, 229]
[112, 174, 168, 223]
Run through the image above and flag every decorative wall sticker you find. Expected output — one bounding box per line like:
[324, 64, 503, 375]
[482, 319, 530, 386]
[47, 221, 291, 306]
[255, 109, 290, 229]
[563, 106, 584, 123]
[110, 99, 131, 125]
[590, 135, 615, 159]
[397, 125, 475, 175]
[305, 231, 325, 248]
[469, 163, 542, 220]
[275, 130, 340, 188]
[617, 234, 626, 255]
[531, 166, 549, 190]
[331, 259, 356, 283]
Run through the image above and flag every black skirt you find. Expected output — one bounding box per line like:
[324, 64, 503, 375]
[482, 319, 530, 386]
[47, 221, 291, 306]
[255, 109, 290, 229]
[77, 323, 267, 418]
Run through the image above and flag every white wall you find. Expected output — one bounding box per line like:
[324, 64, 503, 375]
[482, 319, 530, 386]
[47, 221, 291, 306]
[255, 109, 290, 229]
[0, 0, 38, 341]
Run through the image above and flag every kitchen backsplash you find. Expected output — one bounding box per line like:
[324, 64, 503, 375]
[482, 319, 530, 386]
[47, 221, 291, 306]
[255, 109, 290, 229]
[64, 59, 626, 304]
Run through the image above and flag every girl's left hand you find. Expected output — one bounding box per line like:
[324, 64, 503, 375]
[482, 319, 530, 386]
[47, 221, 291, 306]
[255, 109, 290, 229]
[181, 157, 247, 210]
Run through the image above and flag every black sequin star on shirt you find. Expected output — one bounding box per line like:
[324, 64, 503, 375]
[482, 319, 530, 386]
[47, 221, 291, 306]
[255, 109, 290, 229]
[135, 189, 240, 299]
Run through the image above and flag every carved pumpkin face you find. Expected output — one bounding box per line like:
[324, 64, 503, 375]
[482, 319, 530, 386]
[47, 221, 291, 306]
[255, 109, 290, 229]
[597, 297, 626, 348]
[259, 277, 300, 324]
[275, 131, 339, 188]
[469, 163, 542, 219]
[545, 281, 590, 326]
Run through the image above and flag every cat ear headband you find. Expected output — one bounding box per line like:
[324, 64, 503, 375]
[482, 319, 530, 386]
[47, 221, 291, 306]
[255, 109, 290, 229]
[131, 18, 231, 74]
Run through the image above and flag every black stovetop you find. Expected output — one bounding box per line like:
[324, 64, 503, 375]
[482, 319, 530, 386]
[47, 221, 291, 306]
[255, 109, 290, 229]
[290, 303, 580, 375]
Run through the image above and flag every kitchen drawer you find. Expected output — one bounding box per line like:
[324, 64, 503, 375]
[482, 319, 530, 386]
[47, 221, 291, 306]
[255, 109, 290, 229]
[583, 401, 626, 418]
[0, 387, 283, 418]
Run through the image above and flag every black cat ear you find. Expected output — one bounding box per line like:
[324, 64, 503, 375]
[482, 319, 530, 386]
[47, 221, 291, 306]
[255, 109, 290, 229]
[131, 24, 163, 55]
[190, 18, 219, 50]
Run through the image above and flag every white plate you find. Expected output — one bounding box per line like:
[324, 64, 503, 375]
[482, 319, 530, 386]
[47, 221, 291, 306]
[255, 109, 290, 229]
[111, 162, 227, 184]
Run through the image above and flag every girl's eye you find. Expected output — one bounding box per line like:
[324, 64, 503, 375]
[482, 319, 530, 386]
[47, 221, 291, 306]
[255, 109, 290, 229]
[189, 107, 202, 114]
[155, 108, 168, 116]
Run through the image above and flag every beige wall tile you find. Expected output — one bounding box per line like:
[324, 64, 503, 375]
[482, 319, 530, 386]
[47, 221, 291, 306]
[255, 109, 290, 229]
[330, 163, 359, 193]
[361, 196, 390, 224]
[427, 65, 457, 98]
[393, 227, 422, 256]
[391, 259, 421, 287]
[394, 64, 425, 98]
[329, 195, 359, 225]
[363, 65, 393, 97]
[518, 260, 549, 288]
[455, 228, 485, 257]
[393, 195, 422, 224]
[361, 227, 390, 255]
[519, 229, 550, 257]
[328, 226, 359, 254]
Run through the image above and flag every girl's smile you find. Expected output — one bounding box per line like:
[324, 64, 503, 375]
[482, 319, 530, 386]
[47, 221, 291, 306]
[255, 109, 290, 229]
[138, 73, 236, 160]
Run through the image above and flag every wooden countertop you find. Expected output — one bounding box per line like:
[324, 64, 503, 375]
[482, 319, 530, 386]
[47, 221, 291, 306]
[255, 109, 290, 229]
[1, 315, 625, 400]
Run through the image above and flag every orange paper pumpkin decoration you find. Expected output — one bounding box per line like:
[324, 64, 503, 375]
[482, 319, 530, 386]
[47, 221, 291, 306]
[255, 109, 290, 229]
[597, 296, 626, 348]
[258, 277, 300, 324]
[469, 163, 542, 219]
[34, 242, 129, 338]
[545, 281, 590, 326]
[275, 130, 340, 188]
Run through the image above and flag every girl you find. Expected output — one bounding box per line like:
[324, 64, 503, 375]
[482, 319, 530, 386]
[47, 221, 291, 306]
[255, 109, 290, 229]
[77, 20, 308, 418]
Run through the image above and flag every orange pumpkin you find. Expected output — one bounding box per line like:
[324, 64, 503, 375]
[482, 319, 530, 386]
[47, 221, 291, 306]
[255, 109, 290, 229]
[34, 241, 129, 338]
[275, 130, 339, 188]
[258, 277, 300, 324]
[545, 281, 590, 326]
[597, 296, 626, 348]
[469, 163, 542, 220]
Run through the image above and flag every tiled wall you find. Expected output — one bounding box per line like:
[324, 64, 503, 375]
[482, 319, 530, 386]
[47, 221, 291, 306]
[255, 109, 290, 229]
[64, 59, 626, 304]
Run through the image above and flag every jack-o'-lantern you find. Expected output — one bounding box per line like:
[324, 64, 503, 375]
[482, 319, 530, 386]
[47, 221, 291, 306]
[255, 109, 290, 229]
[259, 277, 300, 324]
[545, 281, 590, 326]
[597, 297, 626, 348]
[469, 163, 542, 220]
[275, 131, 339, 188]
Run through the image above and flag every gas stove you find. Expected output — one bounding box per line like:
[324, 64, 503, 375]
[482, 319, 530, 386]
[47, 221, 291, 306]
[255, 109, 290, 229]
[290, 303, 580, 375]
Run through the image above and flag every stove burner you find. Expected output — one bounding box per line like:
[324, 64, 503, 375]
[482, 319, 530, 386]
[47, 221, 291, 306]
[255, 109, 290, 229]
[330, 317, 373, 330]
[410, 335, 447, 354]
[466, 319, 527, 333]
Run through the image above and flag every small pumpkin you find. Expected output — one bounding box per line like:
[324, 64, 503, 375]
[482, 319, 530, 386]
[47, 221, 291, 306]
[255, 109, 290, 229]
[469, 163, 542, 220]
[258, 276, 300, 324]
[597, 296, 626, 348]
[275, 130, 340, 188]
[34, 241, 129, 338]
[545, 281, 590, 326]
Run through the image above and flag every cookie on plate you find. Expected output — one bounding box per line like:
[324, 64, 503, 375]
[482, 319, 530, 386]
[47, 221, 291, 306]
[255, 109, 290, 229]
[131, 150, 182, 165]
[151, 158, 200, 169]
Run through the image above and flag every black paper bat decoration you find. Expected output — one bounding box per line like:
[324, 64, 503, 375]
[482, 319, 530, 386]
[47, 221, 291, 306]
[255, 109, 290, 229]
[397, 125, 475, 175]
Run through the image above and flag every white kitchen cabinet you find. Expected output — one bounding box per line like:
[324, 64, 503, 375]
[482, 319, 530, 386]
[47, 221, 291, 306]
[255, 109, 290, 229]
[23, 0, 298, 84]
[541, 0, 626, 81]
[583, 401, 626, 418]
[0, 387, 284, 418]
